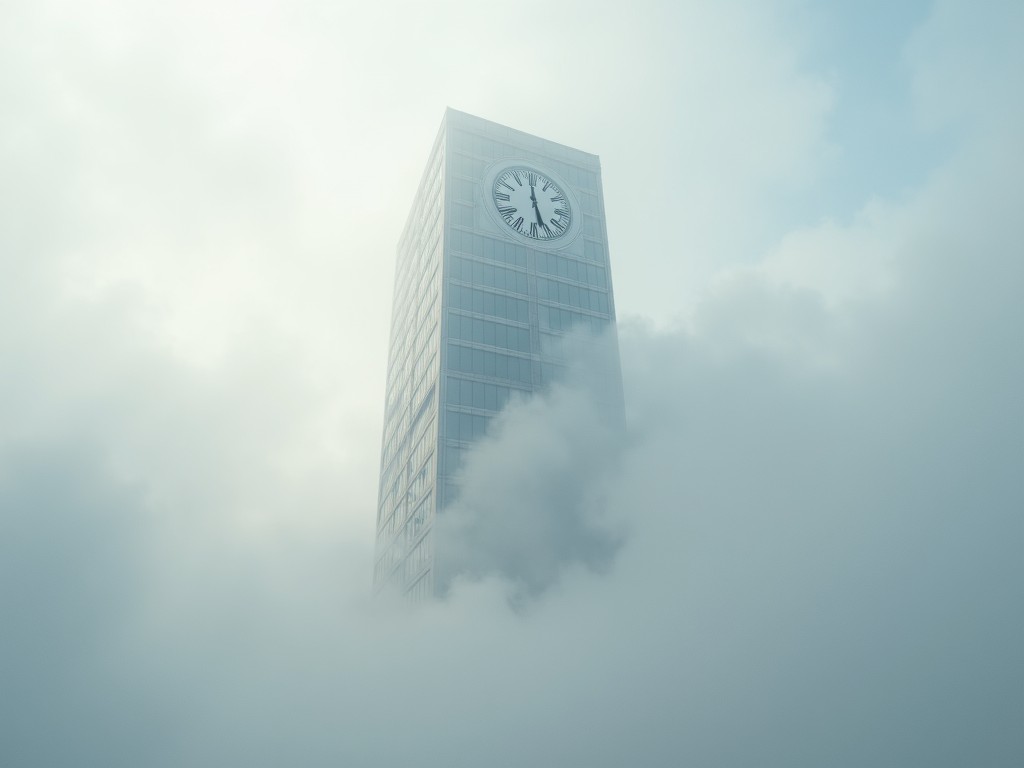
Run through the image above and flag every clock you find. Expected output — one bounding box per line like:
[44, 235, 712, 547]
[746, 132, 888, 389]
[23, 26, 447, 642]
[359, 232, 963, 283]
[489, 165, 574, 243]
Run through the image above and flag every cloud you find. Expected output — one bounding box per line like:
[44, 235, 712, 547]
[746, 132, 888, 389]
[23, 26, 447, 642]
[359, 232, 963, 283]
[434, 333, 626, 599]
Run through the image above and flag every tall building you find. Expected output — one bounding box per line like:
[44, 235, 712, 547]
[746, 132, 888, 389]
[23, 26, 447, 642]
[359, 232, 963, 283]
[375, 109, 618, 599]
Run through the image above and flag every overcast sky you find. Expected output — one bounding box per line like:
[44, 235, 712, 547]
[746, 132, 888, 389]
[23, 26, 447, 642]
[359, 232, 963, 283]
[1, 1, 1021, 766]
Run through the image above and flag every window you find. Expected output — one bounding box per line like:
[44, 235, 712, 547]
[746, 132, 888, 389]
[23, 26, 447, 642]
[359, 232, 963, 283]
[448, 286, 529, 323]
[584, 239, 605, 263]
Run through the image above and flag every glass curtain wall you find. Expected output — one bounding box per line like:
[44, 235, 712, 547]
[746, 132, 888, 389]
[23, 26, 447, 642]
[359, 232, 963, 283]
[375, 109, 618, 601]
[374, 127, 445, 600]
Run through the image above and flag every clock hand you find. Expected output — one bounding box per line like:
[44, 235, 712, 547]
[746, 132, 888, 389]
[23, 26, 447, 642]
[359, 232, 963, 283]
[530, 185, 544, 225]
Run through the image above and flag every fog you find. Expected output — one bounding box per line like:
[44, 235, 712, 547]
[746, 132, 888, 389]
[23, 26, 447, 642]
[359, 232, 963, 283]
[1, 1, 1021, 766]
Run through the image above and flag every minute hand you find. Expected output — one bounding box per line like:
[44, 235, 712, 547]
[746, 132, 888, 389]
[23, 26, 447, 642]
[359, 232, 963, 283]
[530, 186, 544, 225]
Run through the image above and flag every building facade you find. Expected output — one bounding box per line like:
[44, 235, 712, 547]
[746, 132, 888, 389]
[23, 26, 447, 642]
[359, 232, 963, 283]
[374, 109, 618, 599]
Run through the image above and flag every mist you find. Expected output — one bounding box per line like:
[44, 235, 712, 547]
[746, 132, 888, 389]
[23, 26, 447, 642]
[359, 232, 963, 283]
[1, 0, 1022, 766]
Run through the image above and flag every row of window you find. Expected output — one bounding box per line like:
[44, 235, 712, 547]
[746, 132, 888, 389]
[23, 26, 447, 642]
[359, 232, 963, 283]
[438, 478, 462, 512]
[449, 228, 529, 269]
[536, 277, 610, 314]
[378, 455, 433, 548]
[406, 414, 436, 484]
[451, 177, 477, 205]
[384, 377, 405, 423]
[583, 239, 606, 264]
[577, 190, 600, 216]
[541, 361, 568, 386]
[540, 331, 568, 358]
[372, 514, 432, 593]
[451, 248, 607, 297]
[374, 507, 433, 590]
[407, 454, 433, 508]
[552, 162, 600, 192]
[379, 414, 407, 483]
[539, 305, 611, 333]
[445, 408, 493, 444]
[379, 398, 436, 529]
[451, 204, 475, 229]
[450, 151, 488, 180]
[447, 312, 532, 354]
[446, 342, 533, 384]
[377, 491, 404, 540]
[387, 246, 439, 387]
[450, 130, 523, 164]
[444, 443, 468, 477]
[375, 140, 442, 592]
[385, 328, 433, 417]
[378, 447, 400, 506]
[404, 532, 431, 583]
[449, 255, 529, 295]
[539, 331, 609, 360]
[398, 140, 443, 243]
[582, 214, 603, 238]
[448, 284, 531, 324]
[411, 322, 438, 380]
[381, 226, 442, 494]
[374, 544, 398, 584]
[449, 222, 606, 274]
[405, 493, 432, 548]
[394, 205, 440, 310]
[410, 383, 436, 432]
[381, 423, 402, 466]
[406, 569, 432, 602]
[535, 252, 607, 289]
[380, 402, 412, 501]
[446, 375, 525, 413]
[409, 357, 436, 420]
[397, 189, 439, 262]
[382, 314, 436, 461]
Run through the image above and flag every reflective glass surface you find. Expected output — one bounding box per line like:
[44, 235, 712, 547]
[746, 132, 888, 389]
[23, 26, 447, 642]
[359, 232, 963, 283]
[375, 109, 619, 600]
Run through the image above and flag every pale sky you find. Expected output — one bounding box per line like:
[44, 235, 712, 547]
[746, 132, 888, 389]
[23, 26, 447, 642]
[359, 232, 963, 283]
[1, 1, 1021, 766]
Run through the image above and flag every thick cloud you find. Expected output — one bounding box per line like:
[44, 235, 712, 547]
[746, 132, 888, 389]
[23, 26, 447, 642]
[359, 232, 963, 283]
[434, 333, 626, 598]
[1, 1, 1021, 766]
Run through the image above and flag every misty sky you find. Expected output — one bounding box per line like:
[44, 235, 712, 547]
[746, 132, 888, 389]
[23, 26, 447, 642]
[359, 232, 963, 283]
[1, 1, 1021, 766]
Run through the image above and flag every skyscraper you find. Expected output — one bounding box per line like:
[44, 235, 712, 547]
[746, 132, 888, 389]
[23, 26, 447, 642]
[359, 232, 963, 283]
[374, 109, 618, 599]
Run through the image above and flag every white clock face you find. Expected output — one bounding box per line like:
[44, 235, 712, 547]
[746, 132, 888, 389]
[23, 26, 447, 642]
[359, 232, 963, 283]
[491, 167, 572, 241]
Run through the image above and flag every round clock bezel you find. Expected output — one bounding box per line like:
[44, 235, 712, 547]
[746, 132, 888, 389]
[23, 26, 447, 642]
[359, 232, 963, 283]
[481, 160, 582, 247]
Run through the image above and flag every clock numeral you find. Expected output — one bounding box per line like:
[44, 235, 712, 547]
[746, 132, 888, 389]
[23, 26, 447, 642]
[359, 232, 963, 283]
[527, 172, 537, 186]
[513, 216, 524, 231]
[553, 208, 569, 218]
[541, 223, 553, 237]
[495, 192, 510, 202]
[529, 222, 538, 238]
[542, 181, 551, 192]
[500, 180, 515, 192]
[498, 205, 517, 217]
[550, 194, 564, 203]
[550, 218, 565, 231]
[512, 171, 523, 186]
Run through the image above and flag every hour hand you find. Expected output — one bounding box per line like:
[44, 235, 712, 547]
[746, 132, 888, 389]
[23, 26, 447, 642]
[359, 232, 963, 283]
[533, 202, 544, 226]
